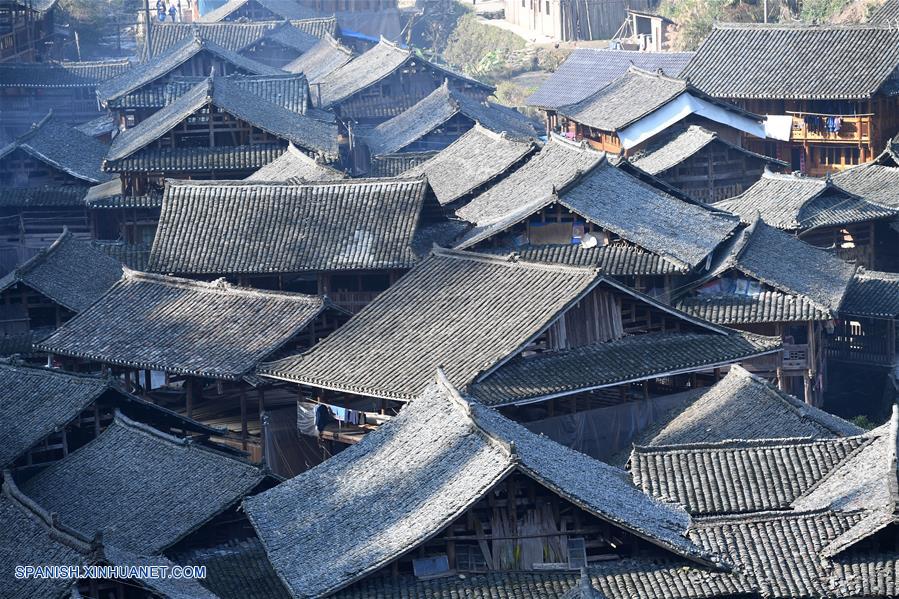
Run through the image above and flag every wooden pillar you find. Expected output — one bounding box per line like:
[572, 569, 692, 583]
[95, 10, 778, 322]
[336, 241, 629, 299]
[185, 378, 194, 418]
[144, 369, 152, 399]
[806, 320, 817, 406]
[93, 403, 101, 437]
[240, 389, 248, 451]
[258, 387, 266, 465]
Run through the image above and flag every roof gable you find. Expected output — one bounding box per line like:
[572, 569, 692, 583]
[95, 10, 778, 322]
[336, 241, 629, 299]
[105, 77, 338, 164]
[681, 24, 899, 100]
[244, 372, 714, 597]
[832, 160, 899, 209]
[246, 142, 346, 180]
[147, 177, 428, 275]
[0, 229, 124, 312]
[283, 32, 354, 82]
[526, 48, 694, 109]
[715, 171, 897, 231]
[361, 82, 538, 156]
[199, 0, 319, 22]
[840, 269, 899, 317]
[258, 248, 603, 400]
[0, 113, 112, 184]
[20, 411, 265, 553]
[404, 124, 537, 206]
[456, 134, 605, 227]
[36, 270, 328, 379]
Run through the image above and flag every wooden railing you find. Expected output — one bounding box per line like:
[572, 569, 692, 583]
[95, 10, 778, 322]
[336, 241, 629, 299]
[827, 320, 896, 366]
[789, 112, 871, 144]
[328, 290, 381, 314]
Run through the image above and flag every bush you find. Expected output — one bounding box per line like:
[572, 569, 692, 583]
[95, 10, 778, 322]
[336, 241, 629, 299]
[800, 0, 850, 21]
[443, 13, 526, 80]
[850, 414, 876, 430]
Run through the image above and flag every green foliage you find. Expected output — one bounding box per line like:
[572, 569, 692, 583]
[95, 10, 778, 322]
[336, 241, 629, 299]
[443, 13, 526, 81]
[850, 414, 876, 430]
[658, 0, 732, 50]
[800, 0, 850, 21]
[58, 0, 139, 46]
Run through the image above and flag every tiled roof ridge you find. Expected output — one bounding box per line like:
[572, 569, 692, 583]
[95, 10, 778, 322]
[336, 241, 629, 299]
[164, 174, 426, 189]
[432, 246, 602, 277]
[854, 267, 899, 281]
[438, 370, 517, 459]
[10, 110, 54, 146]
[633, 434, 873, 455]
[2, 58, 131, 68]
[470, 120, 537, 143]
[712, 21, 899, 30]
[690, 505, 852, 526]
[547, 130, 608, 154]
[0, 360, 109, 384]
[120, 267, 325, 304]
[626, 64, 689, 85]
[7, 227, 73, 279]
[2, 473, 95, 553]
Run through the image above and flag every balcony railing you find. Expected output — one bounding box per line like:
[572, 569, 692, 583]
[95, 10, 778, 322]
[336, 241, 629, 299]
[789, 112, 871, 144]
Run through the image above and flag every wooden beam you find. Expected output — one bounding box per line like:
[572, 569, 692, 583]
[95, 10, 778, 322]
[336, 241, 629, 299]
[240, 389, 248, 451]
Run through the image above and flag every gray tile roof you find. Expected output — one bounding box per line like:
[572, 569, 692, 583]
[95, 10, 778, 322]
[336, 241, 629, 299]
[681, 23, 899, 100]
[0, 113, 112, 184]
[0, 481, 87, 599]
[104, 76, 338, 167]
[629, 125, 786, 175]
[403, 124, 537, 206]
[258, 248, 603, 400]
[199, 0, 319, 22]
[106, 143, 288, 174]
[361, 81, 538, 156]
[147, 177, 428, 275]
[96, 545, 221, 599]
[472, 331, 782, 407]
[141, 18, 337, 60]
[703, 219, 857, 317]
[558, 67, 689, 132]
[283, 33, 354, 83]
[871, 0, 899, 22]
[98, 34, 282, 106]
[317, 38, 491, 109]
[622, 365, 862, 455]
[840, 269, 899, 317]
[0, 185, 88, 208]
[20, 411, 265, 553]
[244, 372, 716, 598]
[459, 155, 740, 270]
[688, 509, 866, 597]
[0, 229, 123, 312]
[0, 59, 130, 88]
[631, 436, 871, 516]
[0, 364, 110, 467]
[246, 143, 346, 181]
[526, 48, 694, 110]
[36, 270, 329, 379]
[162, 72, 311, 114]
[714, 171, 897, 231]
[369, 151, 438, 177]
[832, 161, 899, 209]
[477, 243, 688, 275]
[455, 134, 606, 226]
[171, 538, 291, 599]
[675, 289, 833, 324]
[334, 558, 751, 599]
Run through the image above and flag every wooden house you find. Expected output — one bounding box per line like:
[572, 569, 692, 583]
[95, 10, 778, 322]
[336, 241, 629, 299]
[715, 171, 899, 269]
[628, 125, 788, 202]
[0, 229, 122, 348]
[354, 81, 538, 175]
[0, 0, 57, 63]
[36, 270, 348, 465]
[140, 17, 337, 66]
[503, 0, 638, 41]
[97, 75, 337, 242]
[554, 67, 768, 159]
[0, 59, 129, 137]
[527, 48, 693, 115]
[146, 177, 444, 312]
[0, 114, 113, 265]
[680, 24, 899, 175]
[454, 134, 741, 297]
[674, 218, 859, 406]
[621, 9, 676, 52]
[401, 124, 538, 210]
[0, 476, 220, 599]
[258, 248, 779, 443]
[243, 371, 726, 597]
[98, 34, 287, 128]
[0, 362, 219, 473]
[314, 38, 493, 125]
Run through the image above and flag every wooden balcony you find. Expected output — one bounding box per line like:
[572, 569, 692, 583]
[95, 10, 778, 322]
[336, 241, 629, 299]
[827, 318, 896, 367]
[789, 112, 871, 144]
